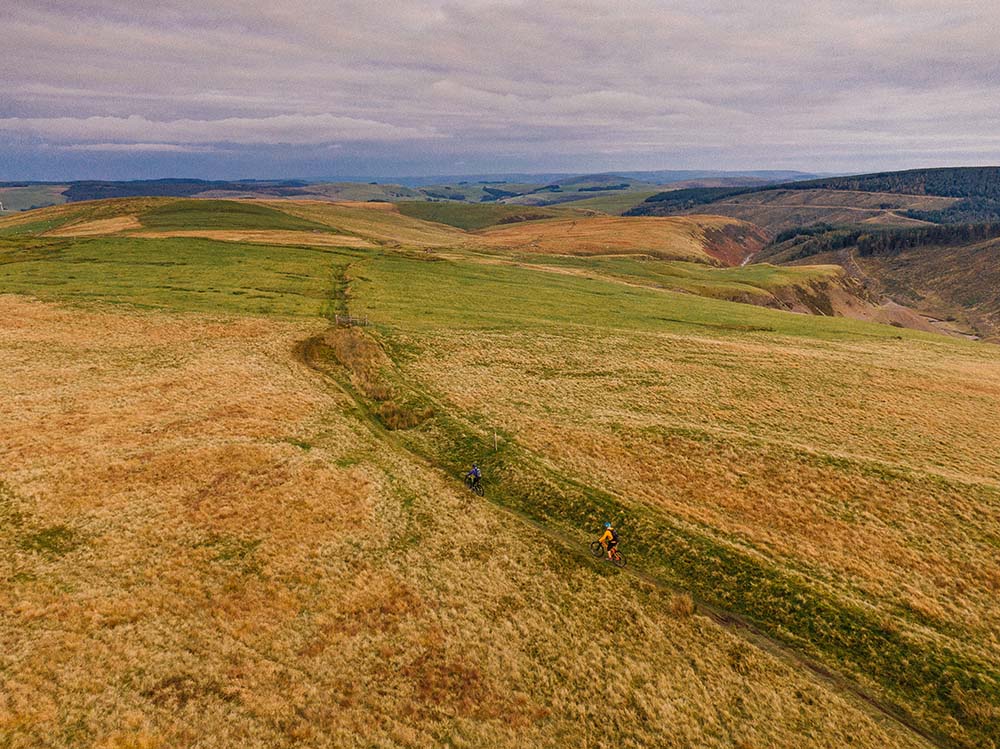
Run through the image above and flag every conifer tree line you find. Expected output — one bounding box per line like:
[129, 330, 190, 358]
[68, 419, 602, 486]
[629, 167, 1000, 223]
[769, 221, 1000, 262]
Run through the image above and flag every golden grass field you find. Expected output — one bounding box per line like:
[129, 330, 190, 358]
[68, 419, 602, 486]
[477, 214, 767, 264]
[131, 229, 375, 248]
[0, 296, 932, 748]
[2, 196, 999, 747]
[393, 325, 1000, 628]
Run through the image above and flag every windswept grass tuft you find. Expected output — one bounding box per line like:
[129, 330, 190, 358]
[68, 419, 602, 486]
[670, 593, 696, 618]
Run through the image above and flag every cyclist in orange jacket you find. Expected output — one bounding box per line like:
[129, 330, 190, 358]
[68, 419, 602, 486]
[599, 522, 619, 561]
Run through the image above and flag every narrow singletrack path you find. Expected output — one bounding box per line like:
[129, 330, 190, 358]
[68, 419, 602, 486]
[295, 330, 945, 749]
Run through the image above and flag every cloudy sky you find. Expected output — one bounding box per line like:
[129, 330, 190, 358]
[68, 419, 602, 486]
[4, 0, 1000, 180]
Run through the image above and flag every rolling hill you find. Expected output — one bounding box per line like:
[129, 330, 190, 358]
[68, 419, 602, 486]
[0, 197, 936, 326]
[394, 201, 573, 230]
[0, 170, 818, 216]
[1, 196, 998, 748]
[655, 189, 956, 233]
[758, 222, 1000, 340]
[0, 185, 69, 215]
[477, 214, 768, 265]
[629, 166, 1000, 226]
[623, 167, 1000, 338]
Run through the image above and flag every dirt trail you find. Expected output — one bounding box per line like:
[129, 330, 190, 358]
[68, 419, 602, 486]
[294, 330, 943, 749]
[835, 248, 979, 340]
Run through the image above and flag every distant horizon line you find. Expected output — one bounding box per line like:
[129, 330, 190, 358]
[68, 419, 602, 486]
[6, 164, 1000, 186]
[1, 168, 838, 186]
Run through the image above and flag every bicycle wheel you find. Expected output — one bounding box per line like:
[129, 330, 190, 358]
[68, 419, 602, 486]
[473, 482, 484, 496]
[611, 551, 627, 568]
[589, 541, 604, 558]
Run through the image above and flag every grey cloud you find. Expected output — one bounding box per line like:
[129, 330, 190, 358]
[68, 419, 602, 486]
[0, 114, 441, 144]
[58, 143, 219, 153]
[3, 0, 1000, 177]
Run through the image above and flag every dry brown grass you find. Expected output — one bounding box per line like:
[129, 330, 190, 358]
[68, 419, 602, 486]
[399, 324, 1000, 670]
[45, 215, 142, 236]
[0, 295, 929, 748]
[670, 593, 696, 618]
[264, 200, 471, 247]
[477, 214, 763, 264]
[315, 327, 433, 429]
[0, 198, 170, 231]
[326, 200, 400, 211]
[129, 229, 374, 247]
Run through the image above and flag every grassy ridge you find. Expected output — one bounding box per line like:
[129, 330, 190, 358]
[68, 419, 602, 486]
[0, 235, 353, 317]
[395, 201, 566, 230]
[139, 199, 336, 232]
[352, 250, 925, 340]
[506, 253, 842, 307]
[3, 198, 999, 745]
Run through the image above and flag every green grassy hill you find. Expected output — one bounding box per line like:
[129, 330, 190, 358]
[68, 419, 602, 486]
[2, 197, 999, 747]
[556, 189, 660, 215]
[0, 199, 840, 312]
[140, 199, 334, 232]
[394, 201, 570, 230]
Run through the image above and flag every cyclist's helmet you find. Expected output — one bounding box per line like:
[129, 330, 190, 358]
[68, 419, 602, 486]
[604, 522, 612, 529]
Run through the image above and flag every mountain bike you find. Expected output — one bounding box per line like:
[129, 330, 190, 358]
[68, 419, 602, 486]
[465, 474, 484, 496]
[590, 540, 626, 568]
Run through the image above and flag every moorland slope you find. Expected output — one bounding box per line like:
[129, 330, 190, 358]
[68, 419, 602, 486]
[759, 222, 1000, 340]
[624, 167, 1000, 341]
[0, 197, 892, 319]
[664, 189, 955, 233]
[2, 197, 999, 747]
[629, 166, 1000, 226]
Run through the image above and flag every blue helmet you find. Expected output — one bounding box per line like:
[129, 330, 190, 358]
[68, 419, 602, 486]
[604, 522, 612, 529]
